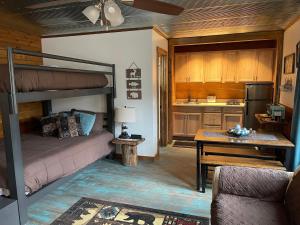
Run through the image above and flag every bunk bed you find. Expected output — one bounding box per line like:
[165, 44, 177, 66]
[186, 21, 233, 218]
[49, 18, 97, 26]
[0, 48, 116, 225]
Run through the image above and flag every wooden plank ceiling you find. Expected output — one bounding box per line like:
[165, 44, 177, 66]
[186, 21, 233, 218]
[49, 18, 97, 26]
[2, 0, 300, 38]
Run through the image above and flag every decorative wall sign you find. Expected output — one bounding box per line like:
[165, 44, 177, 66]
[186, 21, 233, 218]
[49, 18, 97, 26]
[126, 68, 141, 79]
[296, 41, 300, 68]
[284, 53, 295, 74]
[127, 91, 142, 100]
[126, 62, 142, 100]
[127, 80, 142, 89]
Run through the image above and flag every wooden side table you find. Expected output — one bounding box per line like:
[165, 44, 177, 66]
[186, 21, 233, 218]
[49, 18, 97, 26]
[112, 138, 145, 166]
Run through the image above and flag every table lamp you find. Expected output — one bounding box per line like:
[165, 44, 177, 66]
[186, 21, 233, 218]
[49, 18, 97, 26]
[115, 107, 136, 139]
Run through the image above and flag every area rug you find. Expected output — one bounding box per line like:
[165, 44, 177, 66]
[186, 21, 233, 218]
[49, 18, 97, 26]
[51, 198, 210, 225]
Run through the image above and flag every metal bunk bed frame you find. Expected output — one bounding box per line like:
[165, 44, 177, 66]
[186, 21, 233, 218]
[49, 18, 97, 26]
[0, 47, 116, 225]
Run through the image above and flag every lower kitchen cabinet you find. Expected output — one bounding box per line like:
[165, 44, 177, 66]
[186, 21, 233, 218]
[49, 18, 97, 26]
[203, 113, 222, 126]
[186, 113, 202, 136]
[173, 113, 202, 137]
[222, 113, 243, 130]
[173, 113, 186, 136]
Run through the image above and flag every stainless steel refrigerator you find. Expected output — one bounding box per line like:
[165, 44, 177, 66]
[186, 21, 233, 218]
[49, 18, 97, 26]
[244, 82, 274, 129]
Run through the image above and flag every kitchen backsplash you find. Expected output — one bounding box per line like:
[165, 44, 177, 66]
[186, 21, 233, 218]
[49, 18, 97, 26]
[175, 82, 245, 99]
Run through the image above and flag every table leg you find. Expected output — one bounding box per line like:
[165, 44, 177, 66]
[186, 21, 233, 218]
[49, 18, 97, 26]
[196, 141, 204, 192]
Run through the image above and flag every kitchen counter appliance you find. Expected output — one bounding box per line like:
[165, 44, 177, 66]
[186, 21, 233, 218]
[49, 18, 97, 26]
[244, 82, 273, 129]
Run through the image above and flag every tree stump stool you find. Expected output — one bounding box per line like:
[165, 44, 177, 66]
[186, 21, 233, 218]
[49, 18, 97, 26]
[112, 138, 145, 167]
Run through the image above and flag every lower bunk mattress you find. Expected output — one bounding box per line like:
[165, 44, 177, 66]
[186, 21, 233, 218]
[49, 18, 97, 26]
[0, 130, 114, 196]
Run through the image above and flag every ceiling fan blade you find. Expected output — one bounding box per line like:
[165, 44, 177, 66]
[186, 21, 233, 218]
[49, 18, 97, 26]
[121, 0, 184, 15]
[26, 0, 89, 9]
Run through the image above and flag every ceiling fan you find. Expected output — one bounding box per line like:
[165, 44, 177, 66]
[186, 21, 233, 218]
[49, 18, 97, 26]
[26, 0, 184, 16]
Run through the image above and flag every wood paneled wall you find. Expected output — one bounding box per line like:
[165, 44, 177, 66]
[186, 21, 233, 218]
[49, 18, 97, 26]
[176, 83, 245, 99]
[0, 24, 43, 137]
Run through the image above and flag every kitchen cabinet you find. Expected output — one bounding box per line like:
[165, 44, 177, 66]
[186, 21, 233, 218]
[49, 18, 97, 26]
[222, 51, 238, 83]
[237, 50, 258, 82]
[174, 49, 275, 84]
[175, 53, 189, 83]
[203, 113, 222, 126]
[173, 112, 202, 137]
[189, 52, 204, 82]
[173, 112, 186, 136]
[175, 53, 204, 83]
[173, 106, 245, 137]
[186, 113, 202, 136]
[223, 114, 243, 130]
[204, 52, 223, 82]
[256, 49, 274, 82]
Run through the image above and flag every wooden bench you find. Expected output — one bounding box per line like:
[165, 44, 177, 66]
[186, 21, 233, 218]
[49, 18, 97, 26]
[203, 145, 277, 159]
[200, 155, 285, 191]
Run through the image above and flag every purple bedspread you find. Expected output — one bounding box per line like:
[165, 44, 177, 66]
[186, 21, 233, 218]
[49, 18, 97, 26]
[0, 131, 113, 195]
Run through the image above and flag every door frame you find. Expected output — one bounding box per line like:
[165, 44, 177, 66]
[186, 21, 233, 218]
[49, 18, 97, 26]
[157, 47, 168, 157]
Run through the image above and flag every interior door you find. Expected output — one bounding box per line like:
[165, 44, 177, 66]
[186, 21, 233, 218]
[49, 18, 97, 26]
[157, 48, 168, 147]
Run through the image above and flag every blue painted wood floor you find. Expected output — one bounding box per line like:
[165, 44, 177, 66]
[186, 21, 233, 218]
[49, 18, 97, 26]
[26, 147, 212, 225]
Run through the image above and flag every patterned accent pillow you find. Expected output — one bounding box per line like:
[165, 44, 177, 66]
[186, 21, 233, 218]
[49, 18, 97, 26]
[71, 109, 96, 136]
[40, 115, 59, 137]
[57, 115, 81, 139]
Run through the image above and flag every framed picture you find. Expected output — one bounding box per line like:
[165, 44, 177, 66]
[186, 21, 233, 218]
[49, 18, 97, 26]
[296, 41, 300, 68]
[284, 53, 295, 74]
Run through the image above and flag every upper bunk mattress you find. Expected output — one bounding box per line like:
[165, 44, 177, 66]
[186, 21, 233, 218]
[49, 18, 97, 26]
[0, 130, 114, 196]
[0, 65, 108, 92]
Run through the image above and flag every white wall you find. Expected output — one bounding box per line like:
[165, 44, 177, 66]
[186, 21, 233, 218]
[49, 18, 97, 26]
[280, 19, 300, 108]
[42, 29, 167, 157]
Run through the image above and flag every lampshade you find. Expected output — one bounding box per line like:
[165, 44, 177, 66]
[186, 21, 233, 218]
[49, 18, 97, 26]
[82, 5, 101, 24]
[104, 0, 123, 22]
[110, 14, 124, 27]
[115, 107, 136, 123]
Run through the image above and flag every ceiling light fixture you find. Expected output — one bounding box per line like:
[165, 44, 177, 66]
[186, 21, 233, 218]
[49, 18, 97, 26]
[82, 0, 124, 29]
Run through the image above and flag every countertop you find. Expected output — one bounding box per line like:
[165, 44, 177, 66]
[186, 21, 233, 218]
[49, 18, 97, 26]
[173, 102, 245, 107]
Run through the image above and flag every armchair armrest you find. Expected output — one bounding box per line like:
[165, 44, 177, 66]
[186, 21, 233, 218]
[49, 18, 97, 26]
[213, 166, 290, 201]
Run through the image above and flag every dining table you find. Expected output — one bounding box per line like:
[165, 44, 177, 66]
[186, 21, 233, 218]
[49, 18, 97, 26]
[194, 129, 295, 192]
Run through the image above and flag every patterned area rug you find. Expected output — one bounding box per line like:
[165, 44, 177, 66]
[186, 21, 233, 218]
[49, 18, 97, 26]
[51, 198, 209, 225]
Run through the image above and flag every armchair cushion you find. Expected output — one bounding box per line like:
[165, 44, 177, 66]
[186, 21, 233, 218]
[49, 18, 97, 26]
[285, 168, 300, 225]
[218, 166, 290, 201]
[211, 194, 289, 225]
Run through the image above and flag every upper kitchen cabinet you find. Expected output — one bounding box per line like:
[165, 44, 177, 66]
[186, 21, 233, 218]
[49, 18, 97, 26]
[237, 50, 258, 82]
[175, 53, 204, 83]
[204, 51, 223, 82]
[175, 53, 189, 83]
[189, 52, 204, 82]
[222, 51, 238, 83]
[256, 49, 274, 82]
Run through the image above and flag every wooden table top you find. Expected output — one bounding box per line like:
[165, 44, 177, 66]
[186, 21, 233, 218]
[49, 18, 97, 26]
[112, 138, 145, 146]
[194, 129, 294, 149]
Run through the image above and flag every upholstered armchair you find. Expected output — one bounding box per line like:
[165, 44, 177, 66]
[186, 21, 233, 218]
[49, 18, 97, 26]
[211, 166, 300, 225]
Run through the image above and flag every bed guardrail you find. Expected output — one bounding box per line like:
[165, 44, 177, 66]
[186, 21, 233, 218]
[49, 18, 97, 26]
[6, 47, 116, 113]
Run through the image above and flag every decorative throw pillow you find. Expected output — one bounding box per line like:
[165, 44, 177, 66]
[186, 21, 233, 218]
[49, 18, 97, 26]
[72, 109, 96, 136]
[91, 113, 105, 133]
[56, 115, 81, 139]
[40, 115, 59, 137]
[56, 116, 71, 139]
